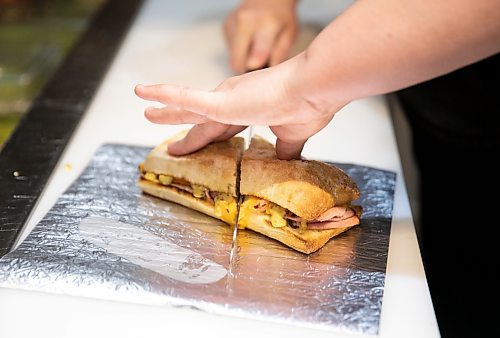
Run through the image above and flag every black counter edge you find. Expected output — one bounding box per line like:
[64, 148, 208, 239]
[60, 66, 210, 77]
[0, 0, 145, 257]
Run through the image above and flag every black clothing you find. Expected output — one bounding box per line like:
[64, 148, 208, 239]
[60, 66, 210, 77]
[397, 53, 500, 338]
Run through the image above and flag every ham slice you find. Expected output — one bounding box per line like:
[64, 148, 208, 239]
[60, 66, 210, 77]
[332, 208, 355, 221]
[285, 206, 358, 224]
[304, 205, 360, 230]
[307, 215, 360, 230]
[170, 183, 193, 193]
[284, 214, 302, 222]
[315, 206, 348, 222]
[257, 201, 361, 231]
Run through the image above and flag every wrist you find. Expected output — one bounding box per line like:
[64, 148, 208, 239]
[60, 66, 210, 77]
[287, 51, 352, 118]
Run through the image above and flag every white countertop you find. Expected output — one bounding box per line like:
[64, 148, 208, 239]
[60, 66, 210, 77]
[0, 1, 440, 337]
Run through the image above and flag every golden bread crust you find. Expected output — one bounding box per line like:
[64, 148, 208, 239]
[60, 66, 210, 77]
[242, 213, 355, 254]
[240, 136, 360, 220]
[143, 132, 244, 196]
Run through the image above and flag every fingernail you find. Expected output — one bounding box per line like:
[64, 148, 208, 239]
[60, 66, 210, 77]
[144, 107, 155, 119]
[135, 85, 145, 95]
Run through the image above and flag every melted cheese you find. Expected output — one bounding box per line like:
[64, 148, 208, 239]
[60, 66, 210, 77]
[192, 184, 205, 198]
[268, 203, 287, 228]
[144, 171, 174, 186]
[238, 196, 288, 229]
[158, 174, 173, 185]
[144, 172, 158, 183]
[214, 194, 238, 225]
[238, 196, 263, 229]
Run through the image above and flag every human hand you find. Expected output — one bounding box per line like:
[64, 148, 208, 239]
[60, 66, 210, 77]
[135, 56, 348, 160]
[224, 0, 298, 74]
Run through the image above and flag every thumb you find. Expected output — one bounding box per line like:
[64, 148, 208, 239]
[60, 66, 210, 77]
[275, 137, 307, 160]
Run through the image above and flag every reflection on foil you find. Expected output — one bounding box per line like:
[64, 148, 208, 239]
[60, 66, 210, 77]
[0, 144, 396, 335]
[79, 216, 227, 284]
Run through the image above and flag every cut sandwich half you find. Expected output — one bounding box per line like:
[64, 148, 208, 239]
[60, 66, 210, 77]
[237, 136, 362, 254]
[138, 132, 244, 225]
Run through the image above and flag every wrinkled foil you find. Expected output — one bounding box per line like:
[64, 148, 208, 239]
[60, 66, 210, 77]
[0, 144, 396, 335]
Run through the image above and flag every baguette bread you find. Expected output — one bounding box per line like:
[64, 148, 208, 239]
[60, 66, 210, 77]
[239, 211, 355, 254]
[143, 131, 244, 197]
[240, 136, 360, 220]
[238, 136, 361, 254]
[138, 179, 219, 220]
[138, 133, 361, 254]
[138, 132, 244, 225]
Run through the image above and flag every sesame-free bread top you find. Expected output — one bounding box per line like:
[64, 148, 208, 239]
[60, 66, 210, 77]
[143, 132, 244, 197]
[240, 136, 360, 220]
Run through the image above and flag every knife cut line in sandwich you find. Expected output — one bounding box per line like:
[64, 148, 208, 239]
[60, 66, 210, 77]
[138, 131, 362, 254]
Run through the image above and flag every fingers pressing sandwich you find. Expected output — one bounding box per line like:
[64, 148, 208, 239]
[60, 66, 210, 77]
[135, 54, 346, 160]
[167, 122, 246, 156]
[274, 138, 305, 160]
[169, 124, 305, 160]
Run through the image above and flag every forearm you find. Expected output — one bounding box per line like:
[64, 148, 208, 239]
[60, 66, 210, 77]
[294, 0, 500, 103]
[135, 0, 499, 158]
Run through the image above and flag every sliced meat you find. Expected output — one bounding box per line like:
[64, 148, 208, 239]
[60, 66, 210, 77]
[284, 214, 302, 222]
[209, 191, 219, 200]
[307, 216, 360, 230]
[285, 206, 355, 223]
[315, 206, 347, 222]
[170, 183, 193, 194]
[205, 189, 214, 203]
[331, 208, 355, 221]
[172, 177, 191, 186]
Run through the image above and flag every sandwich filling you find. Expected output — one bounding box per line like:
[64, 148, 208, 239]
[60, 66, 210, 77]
[238, 196, 361, 232]
[140, 166, 238, 225]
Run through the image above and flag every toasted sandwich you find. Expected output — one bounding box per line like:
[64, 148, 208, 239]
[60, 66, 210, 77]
[237, 136, 362, 254]
[138, 132, 244, 225]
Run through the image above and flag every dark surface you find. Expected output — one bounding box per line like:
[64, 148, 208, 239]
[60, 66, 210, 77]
[0, 0, 144, 257]
[397, 53, 500, 338]
[0, 0, 105, 146]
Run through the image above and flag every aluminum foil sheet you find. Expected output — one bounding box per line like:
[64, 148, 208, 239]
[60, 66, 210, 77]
[0, 144, 396, 335]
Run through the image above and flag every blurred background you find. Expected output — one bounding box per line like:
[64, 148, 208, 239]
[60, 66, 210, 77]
[0, 0, 104, 148]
